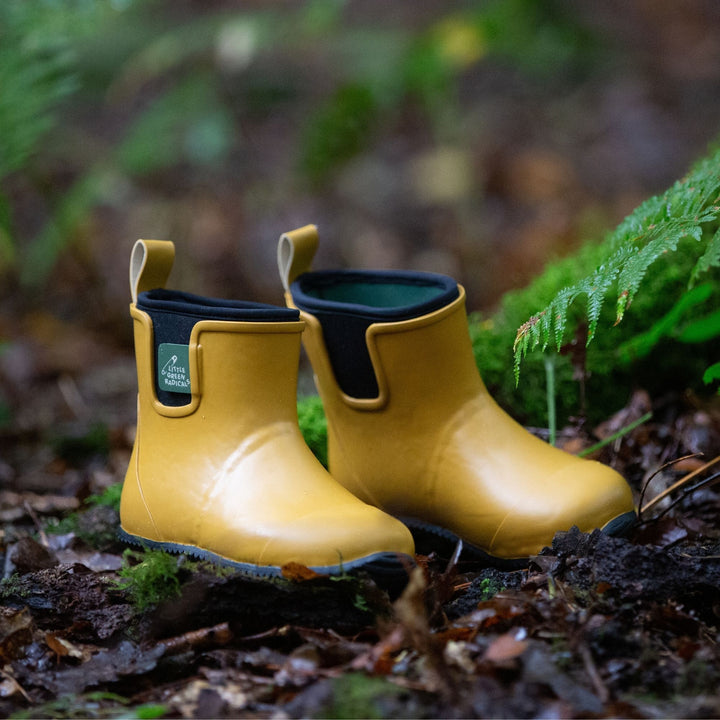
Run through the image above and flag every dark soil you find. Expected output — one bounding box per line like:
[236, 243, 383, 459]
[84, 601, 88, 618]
[1, 390, 720, 718]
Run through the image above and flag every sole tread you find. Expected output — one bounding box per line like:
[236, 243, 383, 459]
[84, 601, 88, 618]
[400, 510, 638, 568]
[118, 528, 414, 586]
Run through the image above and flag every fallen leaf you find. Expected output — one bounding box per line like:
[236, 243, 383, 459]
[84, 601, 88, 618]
[281, 562, 326, 581]
[166, 679, 248, 719]
[483, 631, 528, 663]
[8, 536, 59, 574]
[444, 640, 476, 673]
[523, 644, 604, 716]
[44, 640, 165, 695]
[159, 622, 232, 656]
[0, 667, 31, 701]
[45, 631, 87, 661]
[0, 607, 34, 662]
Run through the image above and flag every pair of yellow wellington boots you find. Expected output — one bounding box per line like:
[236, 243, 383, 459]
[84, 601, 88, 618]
[120, 229, 636, 583]
[120, 239, 414, 581]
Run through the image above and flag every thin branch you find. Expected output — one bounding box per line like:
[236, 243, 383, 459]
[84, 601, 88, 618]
[648, 470, 720, 522]
[577, 411, 652, 458]
[637, 453, 704, 517]
[640, 454, 720, 516]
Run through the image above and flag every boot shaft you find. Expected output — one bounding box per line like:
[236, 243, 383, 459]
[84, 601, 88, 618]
[279, 225, 483, 414]
[130, 239, 304, 429]
[296, 285, 484, 414]
[132, 304, 305, 428]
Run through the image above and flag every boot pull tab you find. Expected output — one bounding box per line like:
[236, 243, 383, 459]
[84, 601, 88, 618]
[130, 239, 176, 304]
[278, 225, 318, 292]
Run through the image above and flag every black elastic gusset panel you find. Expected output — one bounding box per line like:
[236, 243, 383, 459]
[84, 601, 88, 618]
[138, 288, 299, 322]
[137, 289, 299, 406]
[291, 270, 459, 399]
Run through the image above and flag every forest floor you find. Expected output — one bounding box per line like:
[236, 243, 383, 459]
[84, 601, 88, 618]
[1, 355, 720, 718]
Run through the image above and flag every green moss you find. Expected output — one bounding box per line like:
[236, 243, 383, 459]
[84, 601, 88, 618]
[477, 576, 504, 601]
[321, 673, 405, 719]
[297, 394, 328, 467]
[474, 232, 720, 426]
[0, 574, 30, 599]
[86, 481, 122, 512]
[116, 548, 182, 611]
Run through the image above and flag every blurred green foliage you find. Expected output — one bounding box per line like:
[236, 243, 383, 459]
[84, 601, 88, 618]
[705, 362, 720, 393]
[0, 0, 80, 264]
[0, 0, 602, 285]
[300, 83, 378, 187]
[0, 0, 82, 178]
[0, 0, 133, 280]
[118, 74, 235, 174]
[9, 692, 167, 720]
[50, 421, 109, 463]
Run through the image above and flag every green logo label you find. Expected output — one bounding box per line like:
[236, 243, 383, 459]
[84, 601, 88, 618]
[158, 343, 191, 394]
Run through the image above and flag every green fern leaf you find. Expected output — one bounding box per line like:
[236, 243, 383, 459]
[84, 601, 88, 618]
[514, 146, 720, 379]
[691, 225, 720, 285]
[551, 288, 572, 348]
[614, 222, 698, 323]
[587, 253, 625, 336]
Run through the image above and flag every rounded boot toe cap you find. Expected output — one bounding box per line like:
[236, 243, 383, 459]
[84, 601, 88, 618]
[487, 460, 635, 559]
[256, 504, 415, 571]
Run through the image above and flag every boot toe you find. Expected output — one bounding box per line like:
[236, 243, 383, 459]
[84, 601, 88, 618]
[488, 460, 636, 559]
[257, 505, 415, 572]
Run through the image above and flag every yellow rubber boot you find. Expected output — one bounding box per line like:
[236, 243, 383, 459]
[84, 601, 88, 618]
[278, 225, 636, 564]
[120, 239, 415, 579]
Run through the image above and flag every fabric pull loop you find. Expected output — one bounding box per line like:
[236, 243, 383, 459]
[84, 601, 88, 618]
[277, 225, 319, 292]
[130, 239, 175, 305]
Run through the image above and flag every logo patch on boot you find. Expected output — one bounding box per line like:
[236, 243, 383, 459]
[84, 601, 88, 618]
[158, 343, 191, 394]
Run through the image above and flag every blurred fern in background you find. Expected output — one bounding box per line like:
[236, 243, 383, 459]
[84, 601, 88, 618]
[0, 0, 129, 275]
[0, 0, 76, 265]
[1, 0, 602, 283]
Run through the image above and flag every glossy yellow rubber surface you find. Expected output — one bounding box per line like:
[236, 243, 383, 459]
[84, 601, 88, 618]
[121, 239, 415, 573]
[278, 226, 636, 560]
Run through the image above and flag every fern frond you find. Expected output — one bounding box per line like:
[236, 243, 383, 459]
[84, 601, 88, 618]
[691, 225, 720, 285]
[615, 221, 700, 323]
[514, 146, 720, 379]
[586, 251, 627, 337]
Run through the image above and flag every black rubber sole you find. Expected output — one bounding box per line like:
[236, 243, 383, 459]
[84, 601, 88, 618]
[601, 510, 637, 537]
[399, 509, 638, 569]
[118, 528, 414, 589]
